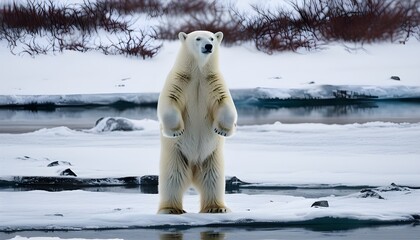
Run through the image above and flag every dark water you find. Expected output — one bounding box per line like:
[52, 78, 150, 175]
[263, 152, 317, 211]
[1, 225, 420, 240]
[1, 101, 420, 133]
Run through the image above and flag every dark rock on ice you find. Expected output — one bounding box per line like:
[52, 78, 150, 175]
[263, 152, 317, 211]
[95, 117, 143, 132]
[225, 176, 249, 192]
[140, 175, 159, 185]
[60, 168, 77, 177]
[359, 189, 384, 199]
[375, 183, 411, 192]
[226, 176, 248, 187]
[45, 213, 64, 217]
[95, 117, 104, 126]
[311, 200, 329, 208]
[390, 76, 400, 81]
[139, 175, 159, 193]
[47, 161, 72, 167]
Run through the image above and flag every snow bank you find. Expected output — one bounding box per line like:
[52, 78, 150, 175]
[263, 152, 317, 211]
[2, 85, 420, 107]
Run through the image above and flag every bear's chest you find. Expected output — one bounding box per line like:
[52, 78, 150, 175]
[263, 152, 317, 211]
[183, 78, 210, 118]
[179, 79, 219, 162]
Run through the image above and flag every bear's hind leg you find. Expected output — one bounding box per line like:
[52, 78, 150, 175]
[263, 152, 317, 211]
[193, 150, 230, 213]
[158, 149, 191, 214]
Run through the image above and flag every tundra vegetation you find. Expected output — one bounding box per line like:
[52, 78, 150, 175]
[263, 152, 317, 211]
[0, 0, 418, 58]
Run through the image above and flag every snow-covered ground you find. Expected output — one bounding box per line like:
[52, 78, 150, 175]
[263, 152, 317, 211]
[1, 0, 420, 235]
[1, 40, 420, 105]
[1, 120, 420, 186]
[2, 187, 420, 231]
[1, 120, 420, 231]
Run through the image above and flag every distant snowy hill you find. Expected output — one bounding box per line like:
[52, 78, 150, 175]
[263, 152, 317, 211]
[1, 40, 420, 106]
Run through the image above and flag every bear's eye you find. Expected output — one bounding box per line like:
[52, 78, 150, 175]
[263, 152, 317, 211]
[210, 37, 214, 41]
[196, 37, 201, 41]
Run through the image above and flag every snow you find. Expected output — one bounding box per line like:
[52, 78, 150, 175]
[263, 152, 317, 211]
[1, 39, 419, 107]
[9, 238, 121, 240]
[1, 120, 419, 186]
[1, 120, 420, 231]
[1, 39, 420, 101]
[1, 188, 420, 232]
[1, 0, 420, 234]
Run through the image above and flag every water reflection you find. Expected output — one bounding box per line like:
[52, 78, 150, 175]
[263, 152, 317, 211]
[2, 225, 420, 240]
[0, 106, 157, 133]
[1, 101, 420, 133]
[160, 231, 225, 240]
[237, 101, 420, 125]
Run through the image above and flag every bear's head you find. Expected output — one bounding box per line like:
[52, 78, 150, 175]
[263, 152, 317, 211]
[178, 30, 223, 70]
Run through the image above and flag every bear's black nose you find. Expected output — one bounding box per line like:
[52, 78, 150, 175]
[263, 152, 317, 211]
[205, 44, 213, 51]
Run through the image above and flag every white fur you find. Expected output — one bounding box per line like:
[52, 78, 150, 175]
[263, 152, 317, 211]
[157, 31, 237, 214]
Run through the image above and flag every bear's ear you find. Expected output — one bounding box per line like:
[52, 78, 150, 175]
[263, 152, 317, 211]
[215, 32, 223, 43]
[178, 32, 188, 42]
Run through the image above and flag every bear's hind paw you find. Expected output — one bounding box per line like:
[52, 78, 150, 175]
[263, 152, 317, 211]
[158, 208, 187, 214]
[201, 207, 231, 214]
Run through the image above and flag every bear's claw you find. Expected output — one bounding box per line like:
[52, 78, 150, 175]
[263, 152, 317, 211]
[158, 208, 187, 214]
[213, 127, 229, 137]
[213, 120, 236, 137]
[172, 129, 184, 137]
[163, 128, 184, 138]
[201, 207, 231, 213]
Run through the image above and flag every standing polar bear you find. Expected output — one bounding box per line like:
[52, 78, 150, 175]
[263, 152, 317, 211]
[157, 30, 237, 214]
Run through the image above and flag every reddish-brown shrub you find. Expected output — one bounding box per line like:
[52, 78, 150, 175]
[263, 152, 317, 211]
[0, 0, 418, 57]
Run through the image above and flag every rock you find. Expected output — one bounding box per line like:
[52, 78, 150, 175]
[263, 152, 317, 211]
[140, 175, 159, 185]
[226, 176, 249, 192]
[17, 156, 32, 161]
[359, 189, 384, 199]
[45, 213, 64, 217]
[47, 161, 72, 167]
[59, 168, 77, 177]
[390, 76, 400, 81]
[95, 117, 105, 126]
[311, 200, 329, 208]
[94, 117, 143, 132]
[375, 183, 411, 192]
[226, 176, 248, 187]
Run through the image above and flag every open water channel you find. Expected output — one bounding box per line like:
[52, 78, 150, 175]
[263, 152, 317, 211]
[1, 100, 420, 133]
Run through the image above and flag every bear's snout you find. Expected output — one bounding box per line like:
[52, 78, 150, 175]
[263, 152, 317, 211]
[202, 44, 213, 54]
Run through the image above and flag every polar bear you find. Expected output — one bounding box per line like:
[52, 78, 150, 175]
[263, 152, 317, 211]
[157, 30, 237, 214]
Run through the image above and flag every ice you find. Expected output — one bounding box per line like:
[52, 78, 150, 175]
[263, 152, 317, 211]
[1, 121, 419, 184]
[1, 188, 419, 231]
[8, 237, 122, 240]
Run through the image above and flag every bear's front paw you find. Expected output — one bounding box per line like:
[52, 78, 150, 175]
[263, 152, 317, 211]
[213, 122, 236, 137]
[162, 127, 185, 138]
[160, 107, 184, 138]
[201, 207, 231, 214]
[213, 104, 237, 137]
[158, 208, 187, 214]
